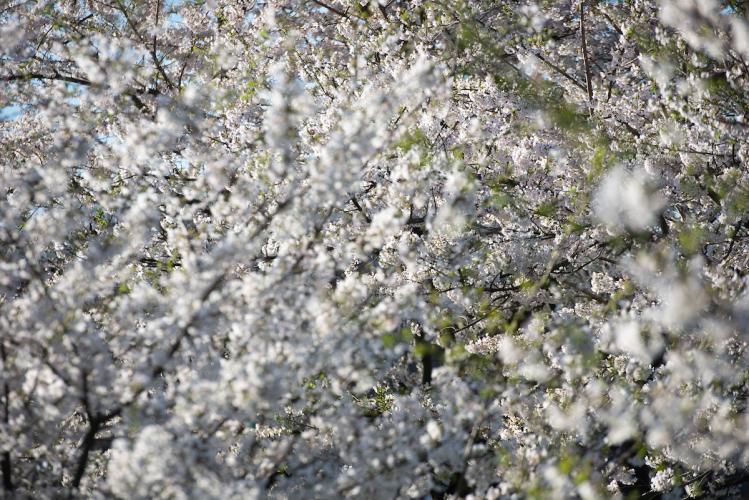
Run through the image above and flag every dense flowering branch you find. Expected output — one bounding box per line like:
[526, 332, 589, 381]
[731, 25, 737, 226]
[2, 0, 749, 498]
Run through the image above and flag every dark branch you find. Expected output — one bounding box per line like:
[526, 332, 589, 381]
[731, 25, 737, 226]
[309, 0, 350, 19]
[1, 72, 92, 86]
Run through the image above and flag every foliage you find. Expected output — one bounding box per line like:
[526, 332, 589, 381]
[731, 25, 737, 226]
[3, 0, 749, 497]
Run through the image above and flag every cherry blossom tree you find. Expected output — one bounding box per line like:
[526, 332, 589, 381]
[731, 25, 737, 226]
[3, 0, 749, 497]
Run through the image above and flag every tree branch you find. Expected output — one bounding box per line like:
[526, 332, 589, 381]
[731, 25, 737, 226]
[1, 72, 92, 86]
[530, 51, 589, 94]
[350, 195, 371, 223]
[1, 342, 13, 492]
[580, 1, 594, 107]
[70, 418, 101, 492]
[309, 0, 350, 19]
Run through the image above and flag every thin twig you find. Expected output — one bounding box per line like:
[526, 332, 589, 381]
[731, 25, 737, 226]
[580, 1, 594, 109]
[531, 51, 588, 94]
[1, 342, 13, 492]
[1, 72, 91, 86]
[309, 0, 349, 19]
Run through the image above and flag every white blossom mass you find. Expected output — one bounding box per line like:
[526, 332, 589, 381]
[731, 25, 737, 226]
[3, 0, 749, 498]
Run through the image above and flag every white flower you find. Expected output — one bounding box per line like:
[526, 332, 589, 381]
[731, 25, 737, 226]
[591, 272, 616, 294]
[426, 420, 442, 442]
[614, 321, 654, 363]
[651, 468, 674, 492]
[594, 166, 664, 233]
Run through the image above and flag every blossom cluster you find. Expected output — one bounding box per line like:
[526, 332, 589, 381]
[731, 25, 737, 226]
[2, 0, 749, 497]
